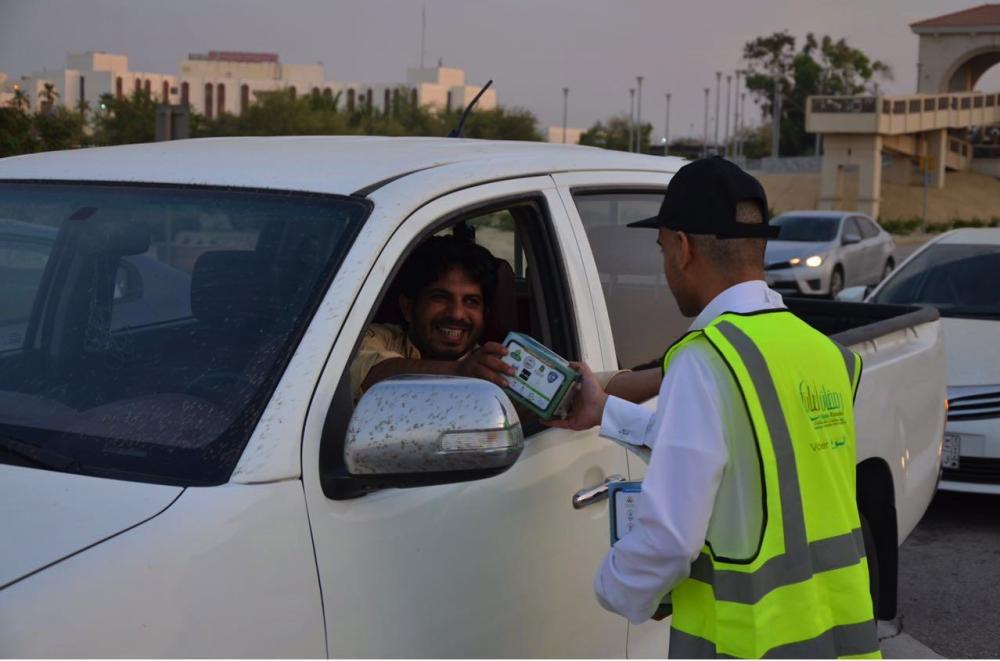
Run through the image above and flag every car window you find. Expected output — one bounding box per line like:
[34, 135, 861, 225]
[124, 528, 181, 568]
[771, 215, 840, 242]
[0, 182, 369, 486]
[857, 217, 879, 239]
[342, 197, 575, 433]
[842, 217, 861, 240]
[573, 191, 684, 369]
[872, 242, 1000, 318]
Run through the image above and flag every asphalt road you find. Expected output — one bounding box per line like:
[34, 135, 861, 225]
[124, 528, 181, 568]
[894, 490, 1000, 658]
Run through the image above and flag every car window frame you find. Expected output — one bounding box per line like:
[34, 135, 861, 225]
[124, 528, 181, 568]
[319, 185, 581, 500]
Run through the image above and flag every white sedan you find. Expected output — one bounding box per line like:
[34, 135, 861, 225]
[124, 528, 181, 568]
[840, 228, 1000, 494]
[765, 211, 896, 297]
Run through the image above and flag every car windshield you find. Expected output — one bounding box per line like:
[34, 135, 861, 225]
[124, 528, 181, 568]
[871, 243, 1000, 318]
[771, 216, 840, 242]
[0, 182, 369, 485]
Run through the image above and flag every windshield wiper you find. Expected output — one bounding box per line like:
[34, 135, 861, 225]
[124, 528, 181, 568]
[0, 435, 82, 472]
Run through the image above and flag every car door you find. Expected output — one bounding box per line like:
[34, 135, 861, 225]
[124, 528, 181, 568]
[553, 170, 677, 658]
[301, 175, 630, 657]
[855, 216, 886, 284]
[839, 216, 866, 286]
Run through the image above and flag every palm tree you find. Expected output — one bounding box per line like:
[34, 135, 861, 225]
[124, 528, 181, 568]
[10, 87, 30, 112]
[39, 82, 59, 115]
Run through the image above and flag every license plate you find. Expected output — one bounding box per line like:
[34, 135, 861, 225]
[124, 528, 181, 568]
[942, 433, 961, 469]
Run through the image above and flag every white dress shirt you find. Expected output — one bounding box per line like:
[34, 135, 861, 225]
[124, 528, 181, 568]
[594, 280, 786, 625]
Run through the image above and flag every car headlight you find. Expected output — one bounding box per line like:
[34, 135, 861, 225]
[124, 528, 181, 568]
[789, 257, 801, 266]
[805, 255, 823, 268]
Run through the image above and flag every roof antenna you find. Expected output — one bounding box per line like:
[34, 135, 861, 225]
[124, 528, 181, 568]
[448, 79, 493, 138]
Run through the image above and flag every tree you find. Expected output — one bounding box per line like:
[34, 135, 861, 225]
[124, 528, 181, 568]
[0, 106, 38, 156]
[92, 89, 158, 145]
[580, 114, 652, 153]
[742, 31, 892, 156]
[39, 82, 58, 115]
[10, 87, 31, 112]
[34, 107, 86, 152]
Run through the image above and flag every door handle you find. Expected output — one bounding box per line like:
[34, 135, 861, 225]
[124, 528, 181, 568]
[572, 474, 625, 509]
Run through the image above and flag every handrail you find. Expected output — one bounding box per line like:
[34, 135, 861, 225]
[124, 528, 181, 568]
[809, 90, 999, 115]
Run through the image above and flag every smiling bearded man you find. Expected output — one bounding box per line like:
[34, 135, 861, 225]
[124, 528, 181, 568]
[349, 234, 516, 402]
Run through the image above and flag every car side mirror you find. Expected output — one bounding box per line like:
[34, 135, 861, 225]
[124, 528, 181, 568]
[836, 285, 870, 303]
[342, 375, 523, 491]
[842, 233, 861, 246]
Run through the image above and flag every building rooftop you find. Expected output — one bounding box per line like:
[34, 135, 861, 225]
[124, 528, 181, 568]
[911, 3, 1000, 29]
[186, 51, 279, 63]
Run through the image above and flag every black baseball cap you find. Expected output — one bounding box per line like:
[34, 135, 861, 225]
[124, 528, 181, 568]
[628, 157, 779, 239]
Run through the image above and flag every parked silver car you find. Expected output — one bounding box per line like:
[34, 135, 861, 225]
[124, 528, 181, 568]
[764, 211, 896, 297]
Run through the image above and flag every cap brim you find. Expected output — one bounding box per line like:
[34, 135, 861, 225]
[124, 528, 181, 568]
[626, 216, 661, 229]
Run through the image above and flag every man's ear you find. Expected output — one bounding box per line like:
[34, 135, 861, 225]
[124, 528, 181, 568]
[398, 294, 413, 325]
[676, 231, 694, 271]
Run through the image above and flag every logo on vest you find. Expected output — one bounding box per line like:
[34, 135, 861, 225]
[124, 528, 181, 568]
[799, 380, 847, 430]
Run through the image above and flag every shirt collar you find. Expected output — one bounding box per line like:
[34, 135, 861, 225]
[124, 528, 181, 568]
[688, 280, 786, 332]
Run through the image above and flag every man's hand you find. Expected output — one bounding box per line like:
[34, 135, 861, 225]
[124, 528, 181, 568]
[544, 361, 608, 431]
[455, 341, 516, 388]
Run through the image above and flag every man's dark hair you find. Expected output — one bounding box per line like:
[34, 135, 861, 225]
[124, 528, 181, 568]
[397, 235, 498, 306]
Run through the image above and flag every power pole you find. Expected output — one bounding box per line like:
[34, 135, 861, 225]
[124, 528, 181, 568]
[733, 70, 741, 159]
[664, 92, 671, 156]
[724, 74, 732, 158]
[636, 76, 644, 152]
[702, 87, 710, 158]
[771, 74, 781, 159]
[420, 3, 427, 68]
[562, 87, 569, 144]
[628, 88, 635, 153]
[714, 71, 722, 154]
[740, 91, 747, 159]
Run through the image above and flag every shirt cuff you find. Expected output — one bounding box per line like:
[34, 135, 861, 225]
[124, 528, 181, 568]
[600, 395, 653, 447]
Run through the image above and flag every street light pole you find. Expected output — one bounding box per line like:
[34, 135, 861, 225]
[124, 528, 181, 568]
[562, 87, 569, 144]
[714, 71, 722, 154]
[733, 70, 741, 159]
[664, 92, 671, 157]
[636, 76, 644, 152]
[703, 87, 710, 158]
[740, 91, 747, 159]
[724, 74, 732, 158]
[628, 88, 635, 153]
[771, 74, 781, 159]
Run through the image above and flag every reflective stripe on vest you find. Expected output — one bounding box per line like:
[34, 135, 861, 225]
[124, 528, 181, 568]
[663, 312, 878, 659]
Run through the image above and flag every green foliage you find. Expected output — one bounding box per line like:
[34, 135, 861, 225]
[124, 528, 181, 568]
[0, 106, 38, 157]
[878, 217, 1000, 235]
[92, 89, 157, 145]
[2, 84, 543, 157]
[579, 114, 653, 152]
[34, 107, 86, 151]
[878, 217, 922, 235]
[743, 31, 892, 156]
[191, 85, 542, 142]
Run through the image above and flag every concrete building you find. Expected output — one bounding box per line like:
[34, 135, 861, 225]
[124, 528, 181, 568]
[0, 73, 14, 107]
[914, 4, 1000, 93]
[7, 50, 497, 121]
[15, 52, 177, 114]
[805, 5, 1000, 218]
[545, 127, 583, 144]
[405, 66, 496, 112]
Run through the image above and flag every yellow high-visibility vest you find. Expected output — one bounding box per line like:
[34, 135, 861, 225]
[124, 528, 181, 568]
[663, 310, 879, 659]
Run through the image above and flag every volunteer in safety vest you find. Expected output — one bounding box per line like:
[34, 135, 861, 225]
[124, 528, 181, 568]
[548, 157, 879, 658]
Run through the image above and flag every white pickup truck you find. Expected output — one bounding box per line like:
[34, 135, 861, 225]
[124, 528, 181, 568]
[0, 137, 946, 657]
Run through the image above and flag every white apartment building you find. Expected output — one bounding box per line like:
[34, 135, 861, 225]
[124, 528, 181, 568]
[12, 52, 177, 114]
[7, 50, 498, 120]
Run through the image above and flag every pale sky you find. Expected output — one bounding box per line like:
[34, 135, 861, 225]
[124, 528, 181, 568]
[1, 0, 995, 139]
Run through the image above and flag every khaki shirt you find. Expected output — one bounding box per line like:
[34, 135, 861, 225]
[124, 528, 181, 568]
[349, 324, 422, 401]
[349, 322, 627, 403]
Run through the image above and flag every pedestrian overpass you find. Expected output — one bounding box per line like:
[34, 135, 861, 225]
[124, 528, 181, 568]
[806, 90, 1000, 218]
[803, 4, 1000, 219]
